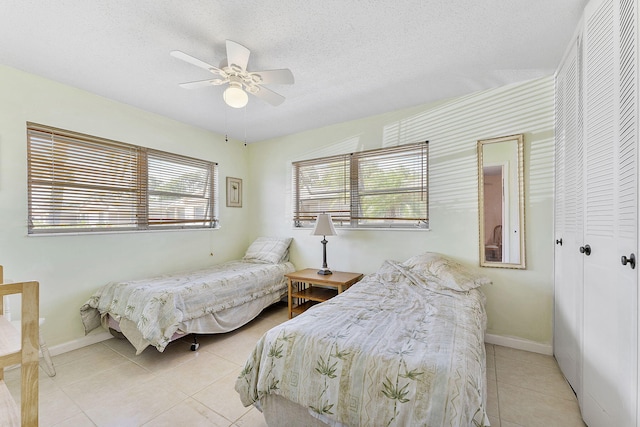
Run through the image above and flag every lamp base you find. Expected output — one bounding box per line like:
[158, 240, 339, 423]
[317, 268, 333, 275]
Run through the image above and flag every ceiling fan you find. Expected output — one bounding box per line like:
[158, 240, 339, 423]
[171, 40, 294, 108]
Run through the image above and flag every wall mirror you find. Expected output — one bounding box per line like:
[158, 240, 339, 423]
[478, 134, 526, 269]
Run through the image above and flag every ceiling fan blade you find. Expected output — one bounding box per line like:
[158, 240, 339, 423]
[170, 50, 222, 73]
[249, 69, 294, 85]
[250, 85, 286, 106]
[178, 79, 224, 89]
[226, 40, 251, 71]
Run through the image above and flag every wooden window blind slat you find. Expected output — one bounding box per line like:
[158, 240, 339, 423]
[27, 123, 218, 233]
[292, 142, 428, 228]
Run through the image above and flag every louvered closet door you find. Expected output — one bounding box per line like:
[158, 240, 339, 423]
[554, 37, 584, 399]
[581, 0, 638, 425]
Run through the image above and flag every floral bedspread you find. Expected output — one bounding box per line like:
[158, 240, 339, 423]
[80, 260, 294, 353]
[235, 260, 489, 426]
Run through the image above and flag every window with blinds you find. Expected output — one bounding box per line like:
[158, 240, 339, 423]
[27, 123, 218, 234]
[292, 141, 428, 229]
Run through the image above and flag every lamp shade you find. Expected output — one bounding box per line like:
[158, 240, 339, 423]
[311, 213, 337, 236]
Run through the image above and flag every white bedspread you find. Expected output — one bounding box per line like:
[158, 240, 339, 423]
[235, 260, 489, 426]
[81, 260, 294, 353]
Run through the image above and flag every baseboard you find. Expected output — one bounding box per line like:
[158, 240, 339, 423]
[48, 331, 552, 358]
[48, 331, 113, 357]
[485, 333, 553, 356]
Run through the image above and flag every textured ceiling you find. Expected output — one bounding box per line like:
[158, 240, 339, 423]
[0, 1, 587, 143]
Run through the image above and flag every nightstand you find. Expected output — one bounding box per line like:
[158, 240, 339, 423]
[285, 269, 363, 319]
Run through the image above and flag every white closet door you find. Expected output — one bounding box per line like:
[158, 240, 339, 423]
[617, 0, 639, 423]
[554, 37, 584, 399]
[581, 0, 637, 425]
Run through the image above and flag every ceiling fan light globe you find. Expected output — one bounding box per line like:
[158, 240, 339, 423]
[223, 86, 248, 108]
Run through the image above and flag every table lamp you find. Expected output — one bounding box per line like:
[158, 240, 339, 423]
[311, 213, 338, 275]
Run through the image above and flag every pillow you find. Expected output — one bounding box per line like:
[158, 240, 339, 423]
[243, 237, 293, 264]
[402, 252, 491, 291]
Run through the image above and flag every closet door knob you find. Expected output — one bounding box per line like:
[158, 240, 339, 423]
[579, 245, 591, 256]
[621, 253, 636, 269]
[556, 238, 563, 245]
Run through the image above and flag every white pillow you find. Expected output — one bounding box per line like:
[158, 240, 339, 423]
[402, 252, 491, 291]
[243, 237, 293, 264]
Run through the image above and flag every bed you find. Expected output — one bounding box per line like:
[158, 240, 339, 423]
[80, 237, 295, 354]
[235, 252, 491, 426]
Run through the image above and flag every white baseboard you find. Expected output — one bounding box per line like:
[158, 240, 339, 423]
[48, 331, 113, 357]
[485, 333, 553, 356]
[2, 331, 113, 372]
[47, 331, 552, 359]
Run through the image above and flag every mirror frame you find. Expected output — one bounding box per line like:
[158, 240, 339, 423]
[477, 134, 526, 269]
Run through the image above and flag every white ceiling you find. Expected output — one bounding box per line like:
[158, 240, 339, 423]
[0, 0, 587, 143]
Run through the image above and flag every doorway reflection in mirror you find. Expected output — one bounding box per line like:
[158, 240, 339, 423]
[477, 134, 525, 269]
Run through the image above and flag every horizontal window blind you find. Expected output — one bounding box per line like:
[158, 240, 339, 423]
[147, 150, 216, 228]
[293, 141, 428, 229]
[354, 143, 428, 224]
[293, 154, 351, 223]
[27, 123, 218, 234]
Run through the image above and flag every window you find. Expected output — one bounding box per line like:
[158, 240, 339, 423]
[27, 123, 218, 234]
[292, 141, 428, 229]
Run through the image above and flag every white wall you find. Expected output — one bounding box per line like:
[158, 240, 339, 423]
[0, 65, 252, 347]
[247, 76, 556, 345]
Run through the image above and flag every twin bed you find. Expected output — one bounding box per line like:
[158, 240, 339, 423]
[80, 237, 294, 354]
[81, 242, 490, 426]
[235, 252, 491, 426]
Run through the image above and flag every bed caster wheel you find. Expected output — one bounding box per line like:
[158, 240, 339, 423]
[190, 335, 200, 351]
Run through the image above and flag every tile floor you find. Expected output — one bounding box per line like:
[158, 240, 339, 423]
[5, 303, 585, 427]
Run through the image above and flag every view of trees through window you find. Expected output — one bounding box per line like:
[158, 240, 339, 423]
[293, 142, 428, 229]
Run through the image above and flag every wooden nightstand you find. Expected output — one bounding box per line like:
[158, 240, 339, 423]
[285, 269, 363, 319]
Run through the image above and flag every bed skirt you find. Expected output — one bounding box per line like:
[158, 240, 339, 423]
[105, 289, 285, 353]
[261, 395, 331, 427]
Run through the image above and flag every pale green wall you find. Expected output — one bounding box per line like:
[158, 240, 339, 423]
[247, 76, 556, 345]
[0, 63, 555, 348]
[0, 65, 252, 346]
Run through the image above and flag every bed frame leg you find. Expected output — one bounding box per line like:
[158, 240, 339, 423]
[190, 335, 200, 351]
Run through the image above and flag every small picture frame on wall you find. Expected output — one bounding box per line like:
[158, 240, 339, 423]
[226, 177, 243, 208]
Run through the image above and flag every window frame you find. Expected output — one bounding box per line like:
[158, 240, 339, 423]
[292, 141, 429, 230]
[27, 123, 219, 235]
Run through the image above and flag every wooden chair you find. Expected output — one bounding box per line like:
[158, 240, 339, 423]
[0, 266, 39, 426]
[10, 317, 55, 377]
[485, 224, 503, 261]
[1, 269, 55, 377]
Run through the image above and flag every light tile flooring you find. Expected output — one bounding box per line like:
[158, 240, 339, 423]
[6, 303, 585, 427]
